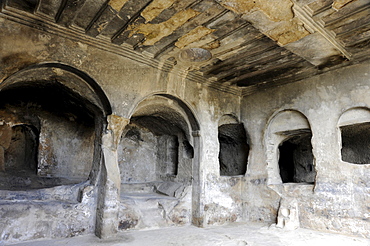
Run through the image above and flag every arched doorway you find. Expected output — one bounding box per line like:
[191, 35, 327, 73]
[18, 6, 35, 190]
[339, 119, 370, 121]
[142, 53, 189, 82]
[0, 63, 111, 190]
[265, 110, 315, 185]
[117, 94, 201, 229]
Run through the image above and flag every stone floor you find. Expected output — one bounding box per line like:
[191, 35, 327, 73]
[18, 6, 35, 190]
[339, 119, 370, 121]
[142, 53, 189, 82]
[6, 223, 370, 246]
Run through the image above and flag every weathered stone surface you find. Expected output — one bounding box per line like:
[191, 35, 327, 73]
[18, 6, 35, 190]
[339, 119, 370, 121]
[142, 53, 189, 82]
[218, 123, 249, 176]
[108, 0, 130, 12]
[175, 26, 215, 49]
[107, 115, 130, 153]
[119, 185, 192, 230]
[0, 1, 370, 244]
[216, 0, 294, 20]
[38, 117, 95, 179]
[119, 124, 158, 183]
[141, 0, 177, 23]
[276, 198, 300, 230]
[283, 33, 342, 66]
[332, 0, 356, 10]
[216, 0, 310, 45]
[0, 183, 97, 243]
[242, 63, 370, 237]
[97, 115, 129, 238]
[130, 9, 200, 46]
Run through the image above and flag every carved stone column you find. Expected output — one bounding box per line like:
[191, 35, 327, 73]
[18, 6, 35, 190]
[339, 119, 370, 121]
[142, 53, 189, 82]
[191, 130, 205, 227]
[95, 115, 129, 238]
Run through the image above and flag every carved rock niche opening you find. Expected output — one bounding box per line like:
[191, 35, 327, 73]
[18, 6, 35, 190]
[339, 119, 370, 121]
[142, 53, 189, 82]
[218, 115, 249, 176]
[118, 96, 194, 197]
[278, 131, 315, 183]
[339, 107, 370, 164]
[267, 110, 316, 185]
[0, 81, 100, 190]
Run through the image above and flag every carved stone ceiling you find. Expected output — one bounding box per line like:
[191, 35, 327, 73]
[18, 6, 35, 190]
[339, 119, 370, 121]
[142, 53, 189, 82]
[1, 0, 370, 95]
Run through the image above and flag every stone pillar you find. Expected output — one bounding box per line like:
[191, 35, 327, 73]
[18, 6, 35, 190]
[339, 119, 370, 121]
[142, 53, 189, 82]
[95, 115, 129, 239]
[191, 130, 205, 227]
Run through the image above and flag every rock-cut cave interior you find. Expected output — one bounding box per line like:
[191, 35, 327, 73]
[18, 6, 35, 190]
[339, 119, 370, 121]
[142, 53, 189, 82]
[0, 0, 370, 244]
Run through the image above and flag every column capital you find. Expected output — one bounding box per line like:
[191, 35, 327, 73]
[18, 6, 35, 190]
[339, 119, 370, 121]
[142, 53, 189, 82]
[106, 114, 130, 149]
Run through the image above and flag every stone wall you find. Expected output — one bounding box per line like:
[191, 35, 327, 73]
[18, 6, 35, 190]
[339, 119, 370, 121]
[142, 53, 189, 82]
[241, 63, 370, 237]
[1, 9, 370, 244]
[0, 17, 241, 243]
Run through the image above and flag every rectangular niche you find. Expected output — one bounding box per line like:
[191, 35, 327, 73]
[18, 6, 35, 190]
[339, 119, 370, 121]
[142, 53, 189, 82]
[218, 123, 249, 176]
[338, 107, 370, 164]
[277, 129, 315, 184]
[341, 122, 370, 164]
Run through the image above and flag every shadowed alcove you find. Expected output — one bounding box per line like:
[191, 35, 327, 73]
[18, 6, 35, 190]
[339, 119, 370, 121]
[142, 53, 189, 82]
[118, 95, 195, 197]
[218, 114, 249, 176]
[117, 94, 200, 230]
[339, 107, 370, 164]
[266, 110, 316, 185]
[0, 63, 111, 191]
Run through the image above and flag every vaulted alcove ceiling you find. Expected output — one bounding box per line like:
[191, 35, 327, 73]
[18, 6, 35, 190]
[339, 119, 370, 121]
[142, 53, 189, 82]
[1, 0, 369, 95]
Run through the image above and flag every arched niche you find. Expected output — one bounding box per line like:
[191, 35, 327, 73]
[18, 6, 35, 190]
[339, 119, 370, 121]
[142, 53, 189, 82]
[118, 94, 199, 197]
[218, 114, 249, 176]
[266, 110, 316, 185]
[338, 107, 370, 164]
[0, 63, 111, 191]
[4, 124, 38, 173]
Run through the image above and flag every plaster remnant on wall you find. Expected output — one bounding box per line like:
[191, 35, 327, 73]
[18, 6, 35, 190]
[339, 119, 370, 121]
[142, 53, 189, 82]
[108, 0, 130, 12]
[202, 40, 221, 50]
[216, 0, 294, 21]
[216, 0, 310, 45]
[141, 0, 177, 23]
[130, 9, 200, 46]
[332, 0, 356, 10]
[175, 26, 215, 49]
[267, 18, 310, 46]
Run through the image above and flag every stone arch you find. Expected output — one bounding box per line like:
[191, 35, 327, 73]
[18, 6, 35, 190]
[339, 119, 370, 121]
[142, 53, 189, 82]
[265, 109, 315, 185]
[117, 93, 202, 229]
[4, 124, 39, 174]
[218, 114, 239, 126]
[127, 93, 200, 132]
[0, 62, 112, 190]
[338, 107, 370, 164]
[1, 62, 112, 116]
[218, 114, 249, 176]
[119, 94, 199, 188]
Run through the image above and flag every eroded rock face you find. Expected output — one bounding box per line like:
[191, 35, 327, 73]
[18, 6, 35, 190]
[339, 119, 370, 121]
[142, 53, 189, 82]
[341, 122, 370, 164]
[279, 134, 316, 184]
[1, 1, 370, 243]
[215, 0, 310, 45]
[118, 185, 192, 230]
[118, 120, 191, 183]
[119, 124, 159, 183]
[218, 124, 249, 176]
[0, 82, 98, 190]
